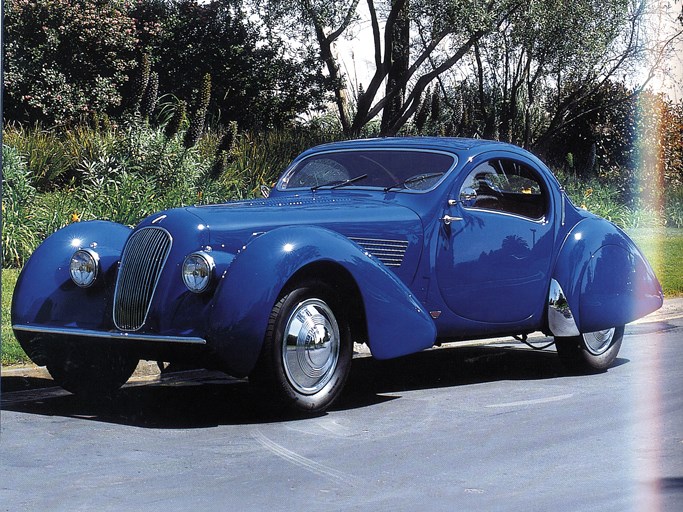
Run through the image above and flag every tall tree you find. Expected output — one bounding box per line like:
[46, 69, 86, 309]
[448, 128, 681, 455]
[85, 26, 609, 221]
[259, 0, 522, 136]
[454, 0, 683, 154]
[380, 0, 410, 133]
[131, 0, 327, 130]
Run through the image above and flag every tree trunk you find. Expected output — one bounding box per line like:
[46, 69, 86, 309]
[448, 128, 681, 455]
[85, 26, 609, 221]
[380, 0, 410, 135]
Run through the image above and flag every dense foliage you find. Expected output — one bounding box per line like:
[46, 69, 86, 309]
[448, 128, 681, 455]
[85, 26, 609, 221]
[128, 0, 327, 130]
[1, 123, 340, 267]
[3, 0, 326, 129]
[4, 0, 138, 125]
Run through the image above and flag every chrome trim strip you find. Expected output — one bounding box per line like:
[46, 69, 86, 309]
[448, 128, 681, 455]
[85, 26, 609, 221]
[349, 237, 409, 267]
[462, 207, 548, 224]
[348, 236, 410, 245]
[547, 279, 580, 337]
[13, 324, 206, 345]
[561, 189, 566, 226]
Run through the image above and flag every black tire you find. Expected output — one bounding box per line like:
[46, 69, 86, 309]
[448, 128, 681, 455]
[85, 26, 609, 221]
[45, 339, 138, 400]
[250, 281, 353, 414]
[555, 325, 624, 374]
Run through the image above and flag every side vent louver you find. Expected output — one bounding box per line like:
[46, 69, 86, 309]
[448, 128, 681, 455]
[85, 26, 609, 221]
[349, 237, 408, 267]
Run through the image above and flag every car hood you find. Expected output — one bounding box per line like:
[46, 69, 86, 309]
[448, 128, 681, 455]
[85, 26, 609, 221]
[138, 193, 424, 280]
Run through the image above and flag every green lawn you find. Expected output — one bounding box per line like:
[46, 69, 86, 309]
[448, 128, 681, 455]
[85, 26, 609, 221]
[627, 228, 683, 297]
[2, 229, 682, 367]
[1, 268, 27, 366]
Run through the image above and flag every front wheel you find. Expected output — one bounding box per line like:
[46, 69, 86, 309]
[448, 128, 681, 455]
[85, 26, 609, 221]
[555, 325, 624, 373]
[250, 281, 353, 414]
[45, 339, 138, 400]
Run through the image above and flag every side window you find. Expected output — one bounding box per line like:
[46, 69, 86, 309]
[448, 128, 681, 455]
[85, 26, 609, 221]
[460, 159, 547, 220]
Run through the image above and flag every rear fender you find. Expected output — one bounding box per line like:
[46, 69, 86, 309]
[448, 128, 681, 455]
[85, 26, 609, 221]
[207, 225, 436, 376]
[550, 218, 662, 334]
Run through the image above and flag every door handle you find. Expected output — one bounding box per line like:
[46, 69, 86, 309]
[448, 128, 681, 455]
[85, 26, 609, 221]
[441, 214, 463, 225]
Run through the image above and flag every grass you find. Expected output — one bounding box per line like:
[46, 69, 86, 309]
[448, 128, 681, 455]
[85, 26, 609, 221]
[627, 228, 683, 297]
[2, 229, 681, 367]
[1, 269, 27, 366]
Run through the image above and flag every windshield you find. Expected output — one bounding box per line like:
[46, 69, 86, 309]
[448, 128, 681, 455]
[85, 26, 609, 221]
[279, 149, 457, 192]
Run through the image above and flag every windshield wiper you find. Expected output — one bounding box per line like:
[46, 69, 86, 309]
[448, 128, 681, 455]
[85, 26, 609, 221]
[384, 172, 444, 192]
[311, 174, 368, 191]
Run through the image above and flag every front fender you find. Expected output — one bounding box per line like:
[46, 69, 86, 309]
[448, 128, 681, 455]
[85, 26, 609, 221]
[551, 218, 662, 333]
[207, 225, 436, 376]
[11, 221, 132, 361]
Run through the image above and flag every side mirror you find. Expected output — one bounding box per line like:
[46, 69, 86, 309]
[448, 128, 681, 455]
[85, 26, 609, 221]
[459, 187, 477, 207]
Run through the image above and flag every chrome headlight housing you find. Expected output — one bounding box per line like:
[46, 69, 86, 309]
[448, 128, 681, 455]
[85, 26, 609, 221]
[182, 251, 215, 293]
[70, 248, 100, 288]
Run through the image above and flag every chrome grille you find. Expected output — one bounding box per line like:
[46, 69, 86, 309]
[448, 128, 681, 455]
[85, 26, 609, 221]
[113, 227, 172, 331]
[349, 237, 409, 267]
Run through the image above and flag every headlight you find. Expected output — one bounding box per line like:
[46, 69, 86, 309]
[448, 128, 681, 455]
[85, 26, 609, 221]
[182, 251, 215, 293]
[70, 248, 100, 288]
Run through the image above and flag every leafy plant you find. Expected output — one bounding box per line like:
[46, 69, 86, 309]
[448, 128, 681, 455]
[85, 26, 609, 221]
[556, 170, 637, 228]
[2, 125, 76, 188]
[664, 187, 683, 228]
[2, 145, 39, 267]
[184, 73, 212, 149]
[3, 123, 120, 190]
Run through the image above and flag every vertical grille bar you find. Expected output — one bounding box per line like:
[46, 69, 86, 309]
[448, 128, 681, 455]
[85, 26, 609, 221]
[113, 227, 172, 331]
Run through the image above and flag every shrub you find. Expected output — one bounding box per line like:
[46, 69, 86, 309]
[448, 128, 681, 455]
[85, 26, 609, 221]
[665, 187, 683, 228]
[216, 127, 342, 197]
[2, 123, 119, 190]
[2, 145, 39, 267]
[556, 169, 636, 228]
[119, 121, 210, 188]
[131, 0, 327, 131]
[77, 159, 159, 225]
[1, 119, 345, 267]
[162, 97, 187, 139]
[184, 74, 212, 149]
[4, 0, 138, 126]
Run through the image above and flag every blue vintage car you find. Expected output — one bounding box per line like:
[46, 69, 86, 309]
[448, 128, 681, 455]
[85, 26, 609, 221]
[12, 137, 663, 412]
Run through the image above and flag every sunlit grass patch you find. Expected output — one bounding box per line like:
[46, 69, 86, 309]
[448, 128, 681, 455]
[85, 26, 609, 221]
[1, 269, 29, 366]
[628, 228, 683, 297]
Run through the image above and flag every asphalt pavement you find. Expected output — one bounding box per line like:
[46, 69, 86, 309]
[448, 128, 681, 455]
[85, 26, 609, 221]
[1, 300, 681, 511]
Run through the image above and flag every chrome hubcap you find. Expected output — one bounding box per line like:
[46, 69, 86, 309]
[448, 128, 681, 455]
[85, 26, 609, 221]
[582, 328, 615, 355]
[282, 299, 340, 395]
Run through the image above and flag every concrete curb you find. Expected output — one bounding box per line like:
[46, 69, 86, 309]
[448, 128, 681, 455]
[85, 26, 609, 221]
[3, 298, 682, 383]
[631, 297, 683, 325]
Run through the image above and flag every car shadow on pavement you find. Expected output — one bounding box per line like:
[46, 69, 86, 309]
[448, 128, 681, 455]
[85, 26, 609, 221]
[336, 344, 627, 409]
[1, 345, 628, 428]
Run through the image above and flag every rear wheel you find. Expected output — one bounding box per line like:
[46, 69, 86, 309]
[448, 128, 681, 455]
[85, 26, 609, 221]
[45, 339, 138, 400]
[555, 326, 624, 373]
[250, 281, 353, 414]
